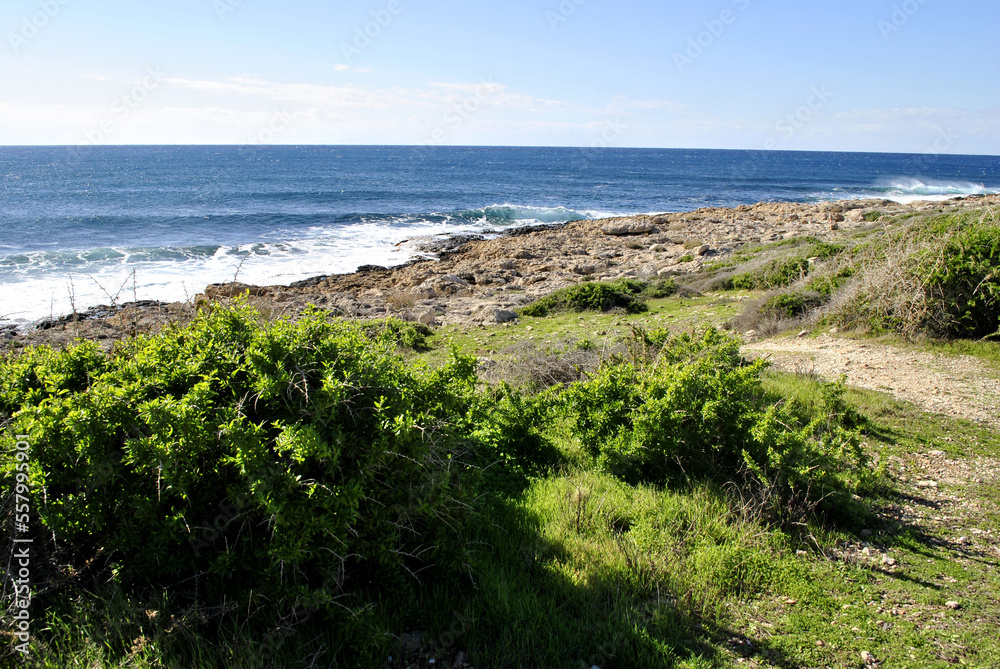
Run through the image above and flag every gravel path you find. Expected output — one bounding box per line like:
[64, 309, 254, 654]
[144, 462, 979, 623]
[744, 334, 1000, 430]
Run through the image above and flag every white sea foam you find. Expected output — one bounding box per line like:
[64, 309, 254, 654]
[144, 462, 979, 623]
[878, 178, 999, 203]
[0, 206, 601, 326]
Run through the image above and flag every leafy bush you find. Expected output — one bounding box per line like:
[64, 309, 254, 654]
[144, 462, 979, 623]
[832, 211, 1000, 339]
[863, 210, 883, 222]
[759, 291, 825, 319]
[520, 279, 680, 318]
[642, 278, 680, 299]
[0, 304, 477, 645]
[562, 329, 873, 523]
[722, 240, 844, 291]
[520, 280, 649, 317]
[469, 385, 561, 493]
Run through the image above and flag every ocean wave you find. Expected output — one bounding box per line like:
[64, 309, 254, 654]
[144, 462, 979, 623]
[876, 178, 999, 201]
[447, 204, 595, 226]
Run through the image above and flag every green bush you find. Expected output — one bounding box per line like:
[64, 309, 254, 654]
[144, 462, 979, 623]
[469, 385, 561, 493]
[520, 280, 649, 317]
[562, 329, 873, 523]
[760, 292, 824, 319]
[863, 210, 883, 222]
[0, 304, 477, 645]
[642, 278, 680, 299]
[919, 217, 1000, 338]
[723, 240, 844, 291]
[833, 211, 1000, 339]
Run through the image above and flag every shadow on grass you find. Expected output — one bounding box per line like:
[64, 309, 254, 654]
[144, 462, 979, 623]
[448, 495, 809, 669]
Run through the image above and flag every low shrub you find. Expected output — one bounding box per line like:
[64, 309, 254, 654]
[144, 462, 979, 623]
[759, 291, 825, 319]
[832, 210, 1000, 339]
[520, 280, 649, 317]
[561, 328, 873, 524]
[0, 303, 476, 650]
[719, 239, 844, 292]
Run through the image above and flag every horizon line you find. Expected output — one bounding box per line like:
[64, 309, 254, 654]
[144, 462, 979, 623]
[1, 144, 999, 159]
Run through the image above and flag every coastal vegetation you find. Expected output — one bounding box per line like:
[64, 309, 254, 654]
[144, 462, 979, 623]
[724, 208, 1000, 341]
[1, 206, 999, 668]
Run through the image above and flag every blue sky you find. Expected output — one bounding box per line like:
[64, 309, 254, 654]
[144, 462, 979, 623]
[1, 0, 998, 153]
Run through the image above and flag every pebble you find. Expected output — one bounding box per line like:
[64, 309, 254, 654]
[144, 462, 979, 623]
[861, 650, 876, 665]
[946, 600, 961, 610]
[882, 556, 897, 566]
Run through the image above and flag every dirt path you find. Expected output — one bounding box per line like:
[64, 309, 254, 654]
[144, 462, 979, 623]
[744, 334, 1000, 431]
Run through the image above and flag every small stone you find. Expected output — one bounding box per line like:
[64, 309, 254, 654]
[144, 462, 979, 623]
[798, 329, 810, 338]
[862, 547, 872, 557]
[928, 450, 945, 457]
[946, 600, 961, 610]
[830, 222, 840, 231]
[796, 550, 808, 556]
[882, 556, 897, 566]
[784, 598, 798, 605]
[916, 480, 938, 488]
[815, 640, 825, 647]
[417, 310, 436, 326]
[829, 326, 840, 334]
[861, 650, 876, 665]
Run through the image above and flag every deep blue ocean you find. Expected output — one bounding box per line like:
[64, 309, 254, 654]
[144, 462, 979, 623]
[2, 145, 999, 325]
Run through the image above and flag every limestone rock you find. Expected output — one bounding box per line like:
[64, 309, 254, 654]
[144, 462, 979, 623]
[602, 222, 655, 236]
[480, 308, 518, 325]
[204, 282, 269, 298]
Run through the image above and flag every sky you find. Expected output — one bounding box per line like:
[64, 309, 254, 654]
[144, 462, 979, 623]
[1, 0, 998, 153]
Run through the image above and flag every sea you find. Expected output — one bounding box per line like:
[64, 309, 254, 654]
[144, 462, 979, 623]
[2, 145, 999, 327]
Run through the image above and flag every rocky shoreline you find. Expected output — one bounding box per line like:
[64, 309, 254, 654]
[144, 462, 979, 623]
[5, 194, 997, 351]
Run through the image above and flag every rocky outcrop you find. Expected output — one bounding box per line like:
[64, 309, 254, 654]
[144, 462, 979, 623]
[8, 194, 997, 350]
